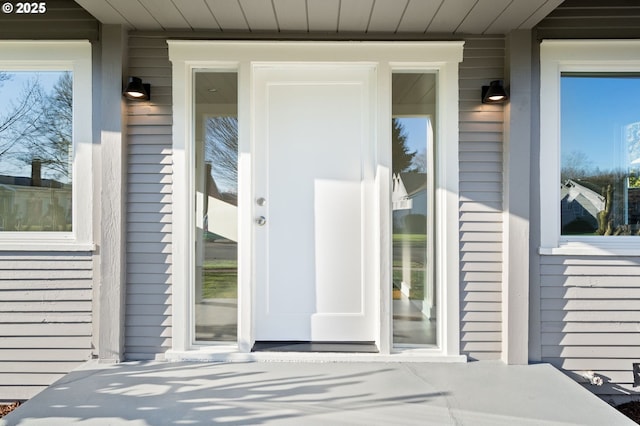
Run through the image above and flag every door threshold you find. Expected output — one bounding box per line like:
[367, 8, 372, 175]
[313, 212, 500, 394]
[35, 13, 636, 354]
[166, 347, 467, 362]
[252, 341, 378, 353]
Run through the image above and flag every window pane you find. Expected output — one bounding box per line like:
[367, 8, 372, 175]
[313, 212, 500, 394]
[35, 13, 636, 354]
[392, 73, 436, 346]
[194, 72, 238, 342]
[0, 71, 72, 232]
[561, 74, 640, 236]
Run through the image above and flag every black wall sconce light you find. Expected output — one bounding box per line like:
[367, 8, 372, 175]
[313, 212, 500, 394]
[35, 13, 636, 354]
[123, 76, 151, 101]
[482, 80, 508, 104]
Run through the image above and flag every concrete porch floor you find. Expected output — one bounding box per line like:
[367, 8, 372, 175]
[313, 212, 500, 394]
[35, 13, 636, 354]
[1, 360, 634, 426]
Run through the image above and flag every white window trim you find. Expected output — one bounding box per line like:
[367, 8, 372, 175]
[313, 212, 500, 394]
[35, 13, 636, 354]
[0, 41, 93, 251]
[167, 41, 464, 361]
[540, 40, 640, 256]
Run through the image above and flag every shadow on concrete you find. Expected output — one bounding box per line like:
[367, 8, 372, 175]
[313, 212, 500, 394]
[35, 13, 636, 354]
[2, 362, 445, 425]
[1, 361, 635, 426]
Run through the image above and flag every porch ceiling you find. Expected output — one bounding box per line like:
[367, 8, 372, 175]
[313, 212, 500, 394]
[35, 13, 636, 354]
[74, 0, 564, 35]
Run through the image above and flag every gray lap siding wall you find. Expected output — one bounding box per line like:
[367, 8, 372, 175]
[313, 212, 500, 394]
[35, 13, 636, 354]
[0, 253, 93, 400]
[459, 36, 505, 361]
[125, 35, 173, 360]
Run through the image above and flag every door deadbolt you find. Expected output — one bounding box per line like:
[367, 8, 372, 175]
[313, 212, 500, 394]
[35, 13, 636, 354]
[256, 216, 266, 226]
[256, 197, 267, 206]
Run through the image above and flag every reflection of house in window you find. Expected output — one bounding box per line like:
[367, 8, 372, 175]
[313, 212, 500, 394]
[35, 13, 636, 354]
[204, 162, 237, 242]
[561, 179, 603, 234]
[626, 122, 640, 227]
[392, 172, 427, 233]
[628, 187, 640, 226]
[0, 160, 71, 231]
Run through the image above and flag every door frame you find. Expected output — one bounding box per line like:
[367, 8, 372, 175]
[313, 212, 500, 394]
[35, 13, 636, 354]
[167, 41, 463, 358]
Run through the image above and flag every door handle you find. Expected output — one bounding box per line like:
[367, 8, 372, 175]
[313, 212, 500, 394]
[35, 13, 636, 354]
[256, 216, 266, 226]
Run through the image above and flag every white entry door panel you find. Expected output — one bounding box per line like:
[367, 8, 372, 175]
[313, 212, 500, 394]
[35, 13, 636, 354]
[253, 65, 376, 342]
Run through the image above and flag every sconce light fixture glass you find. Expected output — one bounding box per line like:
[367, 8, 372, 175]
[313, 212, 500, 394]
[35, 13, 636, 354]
[482, 80, 508, 104]
[123, 76, 151, 101]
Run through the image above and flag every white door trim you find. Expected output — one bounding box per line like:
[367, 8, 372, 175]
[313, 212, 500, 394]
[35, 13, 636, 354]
[167, 41, 464, 360]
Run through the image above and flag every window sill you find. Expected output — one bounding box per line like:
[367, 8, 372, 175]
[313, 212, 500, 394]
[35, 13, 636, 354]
[0, 241, 95, 252]
[540, 239, 640, 256]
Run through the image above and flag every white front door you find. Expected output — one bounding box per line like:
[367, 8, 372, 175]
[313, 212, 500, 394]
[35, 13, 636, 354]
[253, 65, 377, 342]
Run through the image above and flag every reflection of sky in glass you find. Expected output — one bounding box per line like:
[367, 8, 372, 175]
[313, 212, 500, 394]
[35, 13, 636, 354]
[561, 75, 640, 171]
[0, 71, 66, 179]
[397, 117, 429, 172]
[0, 71, 61, 113]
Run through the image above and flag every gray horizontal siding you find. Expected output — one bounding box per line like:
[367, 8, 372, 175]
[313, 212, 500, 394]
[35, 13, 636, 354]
[536, 0, 640, 39]
[458, 36, 504, 361]
[0, 252, 93, 401]
[0, 0, 98, 40]
[125, 34, 173, 361]
[539, 256, 640, 400]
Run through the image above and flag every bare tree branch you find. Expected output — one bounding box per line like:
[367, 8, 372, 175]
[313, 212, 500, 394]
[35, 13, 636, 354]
[0, 76, 46, 162]
[17, 72, 72, 182]
[205, 116, 238, 193]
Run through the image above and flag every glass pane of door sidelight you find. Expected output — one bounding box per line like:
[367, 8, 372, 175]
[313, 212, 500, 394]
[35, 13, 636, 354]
[194, 71, 238, 342]
[391, 73, 436, 346]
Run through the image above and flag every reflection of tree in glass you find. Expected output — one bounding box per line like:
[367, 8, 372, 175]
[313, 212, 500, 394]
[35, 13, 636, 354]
[411, 148, 427, 173]
[0, 72, 72, 183]
[0, 73, 45, 162]
[561, 150, 593, 181]
[205, 116, 238, 194]
[19, 72, 72, 182]
[0, 72, 73, 232]
[392, 118, 416, 174]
